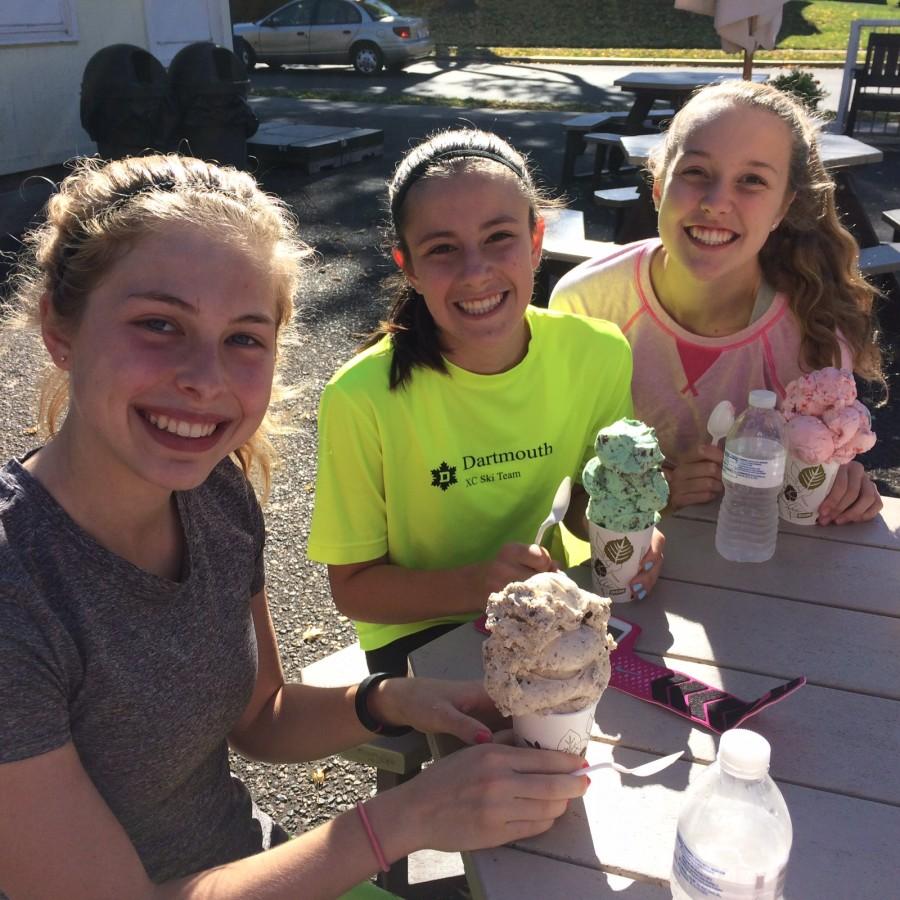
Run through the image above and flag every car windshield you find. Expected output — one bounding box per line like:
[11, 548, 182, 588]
[360, 1, 399, 20]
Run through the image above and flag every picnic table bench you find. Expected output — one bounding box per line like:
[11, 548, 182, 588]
[858, 241, 900, 275]
[560, 109, 674, 184]
[301, 643, 431, 894]
[534, 208, 614, 305]
[592, 185, 642, 241]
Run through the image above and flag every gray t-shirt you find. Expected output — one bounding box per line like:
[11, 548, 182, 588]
[0, 456, 287, 889]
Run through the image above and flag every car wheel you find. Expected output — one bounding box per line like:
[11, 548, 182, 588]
[352, 42, 383, 75]
[234, 38, 256, 71]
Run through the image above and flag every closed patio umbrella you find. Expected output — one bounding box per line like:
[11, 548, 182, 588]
[675, 0, 786, 79]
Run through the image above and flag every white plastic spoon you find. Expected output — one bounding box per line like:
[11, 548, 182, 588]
[573, 749, 684, 779]
[534, 476, 572, 546]
[707, 401, 736, 447]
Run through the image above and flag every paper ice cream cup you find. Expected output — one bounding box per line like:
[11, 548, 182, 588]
[778, 457, 840, 525]
[513, 699, 598, 756]
[588, 522, 654, 602]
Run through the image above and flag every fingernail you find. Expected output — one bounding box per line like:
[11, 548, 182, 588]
[632, 582, 643, 593]
[475, 730, 493, 744]
[643, 561, 654, 572]
[636, 589, 647, 601]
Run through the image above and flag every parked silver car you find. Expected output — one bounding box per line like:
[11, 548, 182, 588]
[233, 0, 434, 75]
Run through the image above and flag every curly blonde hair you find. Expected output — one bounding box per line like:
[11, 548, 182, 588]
[648, 80, 884, 388]
[3, 154, 311, 496]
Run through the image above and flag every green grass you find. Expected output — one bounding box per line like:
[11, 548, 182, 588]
[400, 0, 900, 59]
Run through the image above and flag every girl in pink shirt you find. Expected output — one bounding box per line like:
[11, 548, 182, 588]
[552, 80, 884, 525]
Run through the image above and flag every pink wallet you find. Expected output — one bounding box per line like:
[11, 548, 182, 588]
[473, 614, 805, 734]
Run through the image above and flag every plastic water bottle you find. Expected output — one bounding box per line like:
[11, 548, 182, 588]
[715, 390, 786, 562]
[670, 729, 792, 900]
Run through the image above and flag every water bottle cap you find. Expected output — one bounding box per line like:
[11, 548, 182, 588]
[748, 389, 777, 409]
[717, 729, 771, 779]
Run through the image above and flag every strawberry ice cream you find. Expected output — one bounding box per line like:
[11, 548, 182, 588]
[782, 367, 858, 419]
[781, 369, 876, 465]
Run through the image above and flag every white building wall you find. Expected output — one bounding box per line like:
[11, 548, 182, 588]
[0, 0, 231, 176]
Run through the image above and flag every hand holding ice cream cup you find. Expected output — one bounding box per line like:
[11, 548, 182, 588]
[482, 572, 615, 756]
[779, 368, 876, 526]
[582, 418, 669, 602]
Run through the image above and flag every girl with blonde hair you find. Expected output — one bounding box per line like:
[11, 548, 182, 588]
[0, 154, 589, 900]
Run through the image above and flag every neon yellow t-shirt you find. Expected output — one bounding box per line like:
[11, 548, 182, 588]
[308, 306, 633, 651]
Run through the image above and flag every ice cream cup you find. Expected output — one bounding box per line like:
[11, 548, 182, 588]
[778, 457, 840, 526]
[588, 522, 654, 602]
[513, 699, 599, 756]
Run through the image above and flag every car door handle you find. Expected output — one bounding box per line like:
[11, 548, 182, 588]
[342, 29, 351, 34]
[296, 30, 306, 35]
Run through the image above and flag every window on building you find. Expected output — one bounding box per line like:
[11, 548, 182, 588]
[0, 0, 79, 45]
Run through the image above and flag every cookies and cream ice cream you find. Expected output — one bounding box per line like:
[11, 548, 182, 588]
[583, 418, 669, 531]
[781, 368, 876, 465]
[482, 572, 615, 717]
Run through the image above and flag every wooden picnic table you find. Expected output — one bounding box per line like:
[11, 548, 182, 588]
[409, 497, 900, 899]
[561, 71, 767, 186]
[613, 70, 768, 131]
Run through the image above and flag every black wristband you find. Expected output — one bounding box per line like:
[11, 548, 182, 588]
[354, 673, 413, 737]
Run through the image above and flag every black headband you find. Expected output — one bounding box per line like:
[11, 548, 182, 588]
[390, 147, 527, 221]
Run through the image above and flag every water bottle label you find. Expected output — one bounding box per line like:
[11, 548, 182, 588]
[722, 450, 785, 488]
[672, 832, 788, 898]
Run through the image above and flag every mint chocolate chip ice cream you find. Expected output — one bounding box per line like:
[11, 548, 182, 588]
[583, 418, 669, 531]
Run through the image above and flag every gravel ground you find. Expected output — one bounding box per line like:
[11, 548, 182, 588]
[1, 96, 898, 898]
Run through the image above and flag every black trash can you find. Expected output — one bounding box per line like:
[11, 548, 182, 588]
[81, 44, 175, 160]
[168, 43, 258, 169]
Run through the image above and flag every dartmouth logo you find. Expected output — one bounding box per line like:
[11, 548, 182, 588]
[430, 461, 458, 492]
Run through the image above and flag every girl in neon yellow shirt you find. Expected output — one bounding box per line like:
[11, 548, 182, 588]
[310, 129, 665, 674]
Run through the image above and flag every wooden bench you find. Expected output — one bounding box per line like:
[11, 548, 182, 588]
[301, 642, 432, 894]
[561, 112, 628, 183]
[858, 241, 900, 275]
[534, 207, 614, 305]
[583, 131, 634, 184]
[560, 109, 674, 183]
[846, 33, 900, 135]
[881, 208, 900, 242]
[857, 237, 900, 334]
[593, 185, 642, 241]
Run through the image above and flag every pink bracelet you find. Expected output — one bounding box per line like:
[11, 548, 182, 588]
[356, 801, 390, 873]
